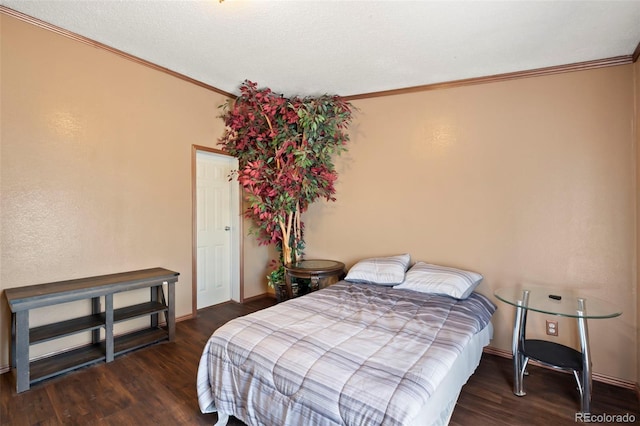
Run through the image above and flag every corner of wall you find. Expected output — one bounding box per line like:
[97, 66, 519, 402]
[635, 57, 640, 389]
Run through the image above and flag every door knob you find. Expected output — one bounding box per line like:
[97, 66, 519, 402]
[224, 226, 231, 231]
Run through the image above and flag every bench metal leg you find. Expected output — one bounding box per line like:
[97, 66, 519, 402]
[150, 286, 159, 328]
[105, 294, 114, 362]
[10, 313, 16, 369]
[15, 310, 30, 393]
[168, 282, 175, 341]
[92, 297, 101, 344]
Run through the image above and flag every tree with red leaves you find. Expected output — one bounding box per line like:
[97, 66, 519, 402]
[219, 80, 353, 268]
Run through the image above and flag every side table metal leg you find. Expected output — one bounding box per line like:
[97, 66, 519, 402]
[513, 291, 529, 397]
[512, 306, 526, 396]
[577, 299, 591, 413]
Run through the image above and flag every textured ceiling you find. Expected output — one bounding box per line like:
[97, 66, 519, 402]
[2, 0, 640, 97]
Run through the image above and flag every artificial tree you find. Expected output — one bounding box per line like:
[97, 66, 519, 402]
[218, 80, 353, 272]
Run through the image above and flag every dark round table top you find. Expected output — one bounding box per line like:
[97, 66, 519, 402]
[285, 259, 345, 273]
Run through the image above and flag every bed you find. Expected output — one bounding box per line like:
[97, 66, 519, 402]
[197, 269, 496, 426]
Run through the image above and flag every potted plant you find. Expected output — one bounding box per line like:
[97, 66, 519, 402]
[218, 80, 353, 289]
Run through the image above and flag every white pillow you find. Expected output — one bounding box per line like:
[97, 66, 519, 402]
[394, 262, 483, 299]
[344, 254, 411, 285]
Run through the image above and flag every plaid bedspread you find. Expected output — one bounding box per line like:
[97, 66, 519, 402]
[197, 282, 496, 426]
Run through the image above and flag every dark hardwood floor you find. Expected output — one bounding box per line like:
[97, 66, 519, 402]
[2, 297, 638, 425]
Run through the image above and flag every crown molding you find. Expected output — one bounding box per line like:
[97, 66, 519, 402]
[0, 6, 236, 99]
[344, 55, 634, 101]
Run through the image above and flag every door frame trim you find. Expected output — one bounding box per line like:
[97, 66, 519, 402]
[191, 145, 244, 317]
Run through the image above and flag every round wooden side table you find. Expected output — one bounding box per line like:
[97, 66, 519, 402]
[284, 259, 345, 299]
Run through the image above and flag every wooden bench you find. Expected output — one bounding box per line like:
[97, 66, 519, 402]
[4, 267, 180, 393]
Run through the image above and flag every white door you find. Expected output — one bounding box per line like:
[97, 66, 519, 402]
[196, 151, 240, 309]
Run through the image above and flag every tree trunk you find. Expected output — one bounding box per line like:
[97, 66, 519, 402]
[282, 243, 292, 265]
[279, 207, 302, 265]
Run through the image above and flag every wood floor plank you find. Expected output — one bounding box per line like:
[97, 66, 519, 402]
[1, 296, 638, 425]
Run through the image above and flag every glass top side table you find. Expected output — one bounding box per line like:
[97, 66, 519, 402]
[284, 259, 345, 299]
[494, 286, 621, 413]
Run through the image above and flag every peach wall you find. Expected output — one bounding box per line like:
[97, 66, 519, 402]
[0, 15, 269, 369]
[304, 66, 637, 382]
[1, 12, 638, 384]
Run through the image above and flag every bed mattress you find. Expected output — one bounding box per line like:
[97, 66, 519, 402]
[197, 281, 496, 425]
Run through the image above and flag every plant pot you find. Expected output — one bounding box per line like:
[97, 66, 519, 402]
[274, 282, 290, 303]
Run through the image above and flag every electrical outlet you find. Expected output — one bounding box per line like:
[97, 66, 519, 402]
[546, 320, 558, 336]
